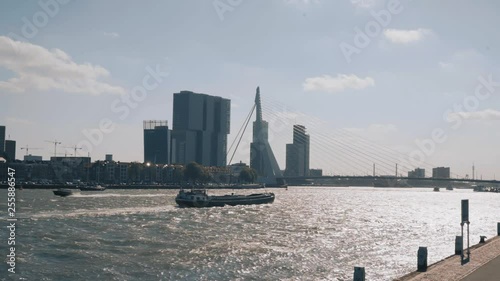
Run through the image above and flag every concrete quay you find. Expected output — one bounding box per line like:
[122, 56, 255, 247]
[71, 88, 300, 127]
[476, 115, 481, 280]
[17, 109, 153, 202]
[395, 235, 500, 281]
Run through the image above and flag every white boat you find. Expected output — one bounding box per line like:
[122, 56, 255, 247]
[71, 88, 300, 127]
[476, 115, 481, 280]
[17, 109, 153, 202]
[79, 184, 106, 191]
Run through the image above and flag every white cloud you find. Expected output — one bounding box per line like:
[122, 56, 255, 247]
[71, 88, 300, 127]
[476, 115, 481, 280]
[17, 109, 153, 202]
[439, 61, 454, 70]
[440, 49, 485, 70]
[103, 31, 120, 39]
[0, 36, 125, 95]
[303, 74, 375, 93]
[383, 28, 432, 44]
[285, 0, 319, 5]
[448, 109, 500, 121]
[350, 0, 376, 9]
[6, 117, 35, 126]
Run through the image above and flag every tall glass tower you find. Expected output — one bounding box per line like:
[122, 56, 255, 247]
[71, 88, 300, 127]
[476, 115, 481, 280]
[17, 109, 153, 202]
[285, 125, 310, 177]
[143, 120, 171, 164]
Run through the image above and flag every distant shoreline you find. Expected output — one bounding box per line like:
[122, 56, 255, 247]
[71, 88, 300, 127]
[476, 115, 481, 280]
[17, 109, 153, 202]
[0, 184, 287, 190]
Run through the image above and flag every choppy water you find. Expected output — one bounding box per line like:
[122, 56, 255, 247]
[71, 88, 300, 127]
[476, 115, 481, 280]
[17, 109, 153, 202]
[0, 187, 498, 281]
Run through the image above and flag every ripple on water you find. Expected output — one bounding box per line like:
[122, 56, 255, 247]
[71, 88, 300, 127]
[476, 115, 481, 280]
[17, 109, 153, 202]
[1, 187, 498, 281]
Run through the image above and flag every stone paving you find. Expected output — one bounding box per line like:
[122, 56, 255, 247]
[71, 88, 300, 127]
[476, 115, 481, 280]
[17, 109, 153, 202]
[396, 236, 500, 281]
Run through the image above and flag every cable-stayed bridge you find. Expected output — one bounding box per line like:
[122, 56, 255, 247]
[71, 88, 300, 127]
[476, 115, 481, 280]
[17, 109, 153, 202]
[280, 175, 499, 185]
[229, 92, 498, 186]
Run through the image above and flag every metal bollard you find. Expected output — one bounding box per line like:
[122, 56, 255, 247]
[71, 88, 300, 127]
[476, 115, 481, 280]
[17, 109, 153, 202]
[417, 247, 428, 272]
[480, 236, 487, 243]
[497, 222, 500, 236]
[455, 236, 463, 255]
[353, 267, 365, 281]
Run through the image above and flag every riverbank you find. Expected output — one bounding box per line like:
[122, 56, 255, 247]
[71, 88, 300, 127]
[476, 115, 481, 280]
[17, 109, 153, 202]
[0, 183, 287, 189]
[396, 235, 500, 281]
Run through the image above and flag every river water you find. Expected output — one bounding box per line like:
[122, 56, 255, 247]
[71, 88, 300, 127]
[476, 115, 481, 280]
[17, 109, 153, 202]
[0, 187, 498, 281]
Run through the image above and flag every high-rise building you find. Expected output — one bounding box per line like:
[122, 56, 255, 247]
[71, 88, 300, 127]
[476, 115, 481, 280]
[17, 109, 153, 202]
[144, 120, 171, 165]
[5, 140, 16, 161]
[408, 168, 425, 178]
[0, 126, 5, 153]
[432, 167, 450, 178]
[285, 125, 310, 177]
[250, 87, 283, 185]
[171, 91, 230, 167]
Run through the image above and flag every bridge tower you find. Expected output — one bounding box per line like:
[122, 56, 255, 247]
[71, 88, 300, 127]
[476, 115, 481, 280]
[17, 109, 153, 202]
[250, 87, 284, 185]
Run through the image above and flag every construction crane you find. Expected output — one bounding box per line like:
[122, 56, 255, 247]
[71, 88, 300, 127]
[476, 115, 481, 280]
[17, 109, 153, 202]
[64, 145, 83, 157]
[20, 145, 42, 156]
[45, 140, 62, 157]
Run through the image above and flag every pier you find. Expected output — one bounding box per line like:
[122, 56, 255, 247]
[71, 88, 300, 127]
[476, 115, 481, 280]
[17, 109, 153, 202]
[396, 235, 500, 281]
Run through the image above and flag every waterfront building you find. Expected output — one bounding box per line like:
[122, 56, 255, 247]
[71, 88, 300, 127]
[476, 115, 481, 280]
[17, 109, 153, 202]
[144, 120, 171, 165]
[5, 140, 16, 161]
[229, 161, 249, 180]
[309, 169, 323, 177]
[250, 87, 283, 185]
[24, 155, 43, 161]
[408, 168, 425, 178]
[285, 125, 310, 177]
[171, 91, 230, 167]
[50, 156, 92, 182]
[432, 167, 450, 179]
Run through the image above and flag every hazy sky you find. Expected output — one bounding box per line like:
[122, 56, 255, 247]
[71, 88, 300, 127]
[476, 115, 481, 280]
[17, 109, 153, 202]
[1, 0, 499, 178]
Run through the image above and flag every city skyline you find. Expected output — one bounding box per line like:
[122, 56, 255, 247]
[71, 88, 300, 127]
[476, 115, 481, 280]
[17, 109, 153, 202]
[1, 1, 499, 177]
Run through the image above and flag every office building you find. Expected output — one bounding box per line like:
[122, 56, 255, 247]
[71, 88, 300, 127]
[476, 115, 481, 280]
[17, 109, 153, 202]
[5, 140, 16, 161]
[408, 168, 425, 178]
[285, 125, 310, 177]
[171, 91, 230, 167]
[432, 167, 450, 179]
[144, 120, 171, 165]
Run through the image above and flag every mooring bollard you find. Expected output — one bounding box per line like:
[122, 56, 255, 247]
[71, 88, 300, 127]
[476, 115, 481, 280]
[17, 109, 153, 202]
[497, 222, 500, 236]
[455, 236, 463, 255]
[480, 236, 487, 243]
[353, 267, 365, 281]
[417, 247, 428, 272]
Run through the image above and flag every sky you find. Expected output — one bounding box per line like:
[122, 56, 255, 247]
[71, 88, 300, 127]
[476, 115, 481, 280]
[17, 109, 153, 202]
[0, 0, 499, 178]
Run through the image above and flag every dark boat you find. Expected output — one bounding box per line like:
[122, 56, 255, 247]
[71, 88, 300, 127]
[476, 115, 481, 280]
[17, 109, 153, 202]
[79, 184, 106, 191]
[53, 188, 73, 197]
[175, 189, 275, 208]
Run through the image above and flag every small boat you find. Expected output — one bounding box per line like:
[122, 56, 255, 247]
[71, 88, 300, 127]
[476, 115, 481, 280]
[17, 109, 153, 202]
[175, 189, 275, 208]
[433, 187, 440, 192]
[53, 188, 73, 197]
[473, 185, 485, 192]
[79, 184, 106, 191]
